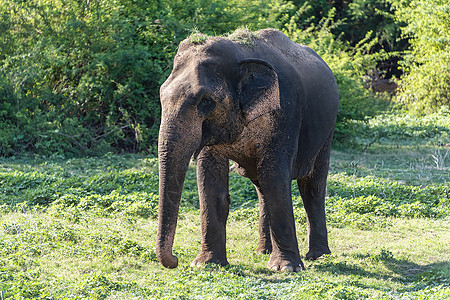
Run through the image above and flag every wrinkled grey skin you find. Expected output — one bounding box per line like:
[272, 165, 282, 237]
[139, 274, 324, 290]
[157, 29, 339, 272]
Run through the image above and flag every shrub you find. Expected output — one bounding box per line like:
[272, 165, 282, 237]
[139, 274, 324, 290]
[390, 0, 450, 113]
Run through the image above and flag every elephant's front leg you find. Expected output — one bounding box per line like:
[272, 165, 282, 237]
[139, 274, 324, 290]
[257, 161, 304, 272]
[191, 147, 230, 267]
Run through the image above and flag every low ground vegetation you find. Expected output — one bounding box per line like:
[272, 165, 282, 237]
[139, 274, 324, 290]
[0, 112, 448, 299]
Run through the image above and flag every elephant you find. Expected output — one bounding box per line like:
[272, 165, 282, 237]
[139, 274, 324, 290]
[156, 28, 339, 272]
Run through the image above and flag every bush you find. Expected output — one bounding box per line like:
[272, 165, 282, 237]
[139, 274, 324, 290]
[390, 0, 450, 113]
[0, 0, 169, 156]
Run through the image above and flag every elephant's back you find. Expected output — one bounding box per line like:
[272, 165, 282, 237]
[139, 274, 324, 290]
[257, 29, 335, 82]
[257, 29, 315, 59]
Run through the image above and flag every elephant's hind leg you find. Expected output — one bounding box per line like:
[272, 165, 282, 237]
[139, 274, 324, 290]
[298, 131, 333, 260]
[191, 147, 230, 267]
[252, 180, 273, 254]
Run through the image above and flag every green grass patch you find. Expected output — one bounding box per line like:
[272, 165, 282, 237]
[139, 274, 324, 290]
[0, 112, 449, 298]
[339, 107, 450, 149]
[0, 209, 448, 299]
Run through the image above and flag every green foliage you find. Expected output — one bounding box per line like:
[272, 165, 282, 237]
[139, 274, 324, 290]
[0, 0, 447, 158]
[326, 174, 449, 221]
[342, 107, 450, 148]
[289, 0, 405, 53]
[162, 0, 279, 36]
[0, 0, 169, 156]
[390, 0, 450, 113]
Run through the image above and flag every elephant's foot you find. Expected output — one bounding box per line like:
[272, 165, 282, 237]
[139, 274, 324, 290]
[305, 246, 331, 261]
[191, 251, 229, 267]
[267, 251, 304, 272]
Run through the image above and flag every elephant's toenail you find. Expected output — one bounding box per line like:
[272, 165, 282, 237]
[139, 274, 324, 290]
[281, 265, 294, 272]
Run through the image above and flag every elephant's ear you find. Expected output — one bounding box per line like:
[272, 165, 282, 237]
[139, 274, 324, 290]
[238, 59, 281, 125]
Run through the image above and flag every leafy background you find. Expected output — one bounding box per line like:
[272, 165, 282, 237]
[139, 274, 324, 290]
[0, 0, 449, 157]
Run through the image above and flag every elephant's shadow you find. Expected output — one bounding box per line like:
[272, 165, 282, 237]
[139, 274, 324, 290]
[307, 252, 448, 286]
[201, 263, 300, 283]
[216, 252, 448, 288]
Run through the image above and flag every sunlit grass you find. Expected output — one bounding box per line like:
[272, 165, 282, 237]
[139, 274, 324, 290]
[0, 207, 448, 298]
[0, 113, 449, 298]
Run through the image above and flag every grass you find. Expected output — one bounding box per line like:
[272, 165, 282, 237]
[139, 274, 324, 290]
[186, 28, 260, 46]
[0, 112, 449, 299]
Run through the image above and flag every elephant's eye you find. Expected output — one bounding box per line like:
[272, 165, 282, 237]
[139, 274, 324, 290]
[197, 96, 216, 115]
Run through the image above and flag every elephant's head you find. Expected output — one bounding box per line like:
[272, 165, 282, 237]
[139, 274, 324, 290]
[156, 37, 280, 268]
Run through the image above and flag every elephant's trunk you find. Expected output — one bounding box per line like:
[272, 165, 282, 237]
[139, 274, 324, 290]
[156, 119, 201, 268]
